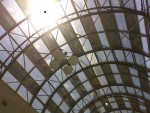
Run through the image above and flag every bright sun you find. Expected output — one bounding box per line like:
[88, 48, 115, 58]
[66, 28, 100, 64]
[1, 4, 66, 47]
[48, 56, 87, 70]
[29, 0, 62, 28]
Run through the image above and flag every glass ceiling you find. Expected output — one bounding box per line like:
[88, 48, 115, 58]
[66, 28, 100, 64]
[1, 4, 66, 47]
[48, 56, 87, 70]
[0, 0, 150, 113]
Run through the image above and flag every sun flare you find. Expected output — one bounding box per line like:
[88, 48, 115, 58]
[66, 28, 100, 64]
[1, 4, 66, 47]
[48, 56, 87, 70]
[29, 0, 62, 27]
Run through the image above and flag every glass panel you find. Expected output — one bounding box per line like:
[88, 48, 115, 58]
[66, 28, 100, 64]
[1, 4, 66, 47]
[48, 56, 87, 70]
[123, 0, 135, 9]
[0, 25, 6, 37]
[52, 93, 62, 105]
[2, 71, 20, 91]
[132, 76, 141, 87]
[77, 72, 87, 82]
[2, 0, 25, 23]
[63, 80, 74, 92]
[124, 51, 133, 63]
[51, 29, 67, 46]
[119, 33, 131, 48]
[30, 68, 45, 85]
[32, 98, 43, 109]
[92, 15, 104, 31]
[60, 102, 69, 113]
[83, 81, 93, 91]
[115, 13, 127, 30]
[114, 74, 122, 84]
[127, 87, 135, 94]
[79, 55, 90, 67]
[86, 53, 98, 65]
[114, 50, 125, 61]
[93, 66, 103, 75]
[96, 51, 106, 62]
[33, 39, 50, 54]
[104, 50, 114, 61]
[79, 38, 92, 52]
[98, 76, 108, 86]
[111, 102, 118, 109]
[70, 90, 80, 101]
[110, 64, 119, 73]
[71, 19, 86, 36]
[134, 53, 144, 65]
[98, 33, 110, 47]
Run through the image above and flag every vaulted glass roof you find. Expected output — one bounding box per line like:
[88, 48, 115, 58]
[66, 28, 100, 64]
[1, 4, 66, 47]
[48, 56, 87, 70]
[0, 0, 150, 113]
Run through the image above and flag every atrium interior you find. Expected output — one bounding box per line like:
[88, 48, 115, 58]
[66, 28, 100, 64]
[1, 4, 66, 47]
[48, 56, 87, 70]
[0, 0, 150, 113]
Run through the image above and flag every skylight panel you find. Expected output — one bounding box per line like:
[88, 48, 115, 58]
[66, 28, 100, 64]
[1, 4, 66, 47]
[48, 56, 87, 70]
[132, 76, 141, 87]
[134, 53, 144, 65]
[63, 80, 74, 92]
[108, 97, 116, 102]
[127, 87, 135, 94]
[61, 0, 75, 15]
[114, 50, 125, 61]
[103, 87, 111, 94]
[52, 93, 62, 105]
[92, 15, 104, 31]
[129, 67, 138, 76]
[42, 82, 53, 95]
[79, 55, 90, 68]
[119, 33, 131, 48]
[33, 39, 50, 54]
[104, 50, 114, 61]
[124, 102, 131, 108]
[79, 38, 92, 52]
[114, 13, 127, 30]
[73, 0, 85, 11]
[71, 19, 86, 36]
[86, 53, 98, 65]
[0, 45, 10, 62]
[1, 35, 18, 51]
[77, 72, 88, 82]
[83, 81, 93, 91]
[111, 102, 118, 109]
[98, 106, 106, 113]
[32, 98, 43, 109]
[49, 75, 61, 88]
[85, 109, 90, 113]
[10, 27, 27, 46]
[136, 0, 146, 11]
[144, 92, 150, 100]
[114, 74, 122, 84]
[123, 0, 135, 9]
[70, 90, 80, 101]
[60, 102, 69, 113]
[86, 0, 96, 9]
[17, 85, 32, 102]
[2, 0, 25, 23]
[142, 37, 149, 53]
[110, 64, 119, 73]
[2, 71, 20, 91]
[111, 86, 119, 93]
[51, 29, 67, 46]
[93, 65, 103, 75]
[98, 0, 110, 6]
[98, 33, 110, 47]
[17, 54, 34, 72]
[110, 0, 120, 6]
[0, 25, 6, 37]
[37, 90, 48, 104]
[96, 51, 106, 62]
[125, 51, 133, 63]
[30, 68, 45, 85]
[118, 86, 126, 93]
[61, 44, 72, 56]
[98, 76, 108, 86]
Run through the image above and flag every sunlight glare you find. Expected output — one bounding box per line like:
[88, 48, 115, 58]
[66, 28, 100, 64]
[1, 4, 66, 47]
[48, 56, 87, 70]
[29, 0, 62, 28]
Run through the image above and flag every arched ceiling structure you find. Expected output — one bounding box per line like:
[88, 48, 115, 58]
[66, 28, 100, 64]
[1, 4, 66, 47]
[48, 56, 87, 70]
[0, 0, 150, 113]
